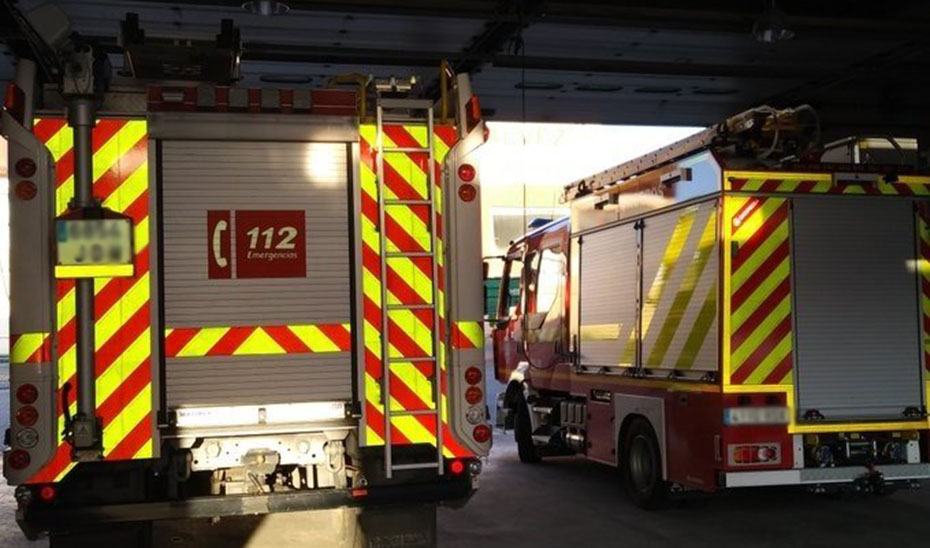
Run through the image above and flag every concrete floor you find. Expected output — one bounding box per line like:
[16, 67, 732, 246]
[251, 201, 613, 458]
[4, 433, 930, 546]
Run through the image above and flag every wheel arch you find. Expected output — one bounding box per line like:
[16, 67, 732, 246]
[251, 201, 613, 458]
[613, 395, 667, 480]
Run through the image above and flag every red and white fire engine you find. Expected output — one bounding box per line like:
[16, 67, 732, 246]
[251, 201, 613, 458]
[3, 5, 488, 545]
[494, 105, 930, 508]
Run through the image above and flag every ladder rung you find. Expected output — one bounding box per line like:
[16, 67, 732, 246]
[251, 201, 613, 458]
[383, 146, 430, 153]
[384, 199, 432, 206]
[386, 252, 433, 258]
[388, 356, 436, 363]
[391, 462, 440, 471]
[391, 409, 439, 417]
[387, 304, 434, 310]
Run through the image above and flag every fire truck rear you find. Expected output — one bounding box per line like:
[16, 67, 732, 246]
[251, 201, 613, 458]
[494, 105, 930, 508]
[2, 7, 489, 545]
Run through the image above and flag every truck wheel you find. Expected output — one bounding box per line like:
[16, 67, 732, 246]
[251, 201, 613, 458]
[621, 418, 668, 509]
[514, 393, 541, 464]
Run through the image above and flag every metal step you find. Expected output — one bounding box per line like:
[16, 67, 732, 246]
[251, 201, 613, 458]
[386, 303, 435, 310]
[386, 251, 433, 258]
[391, 409, 438, 417]
[391, 462, 440, 471]
[384, 199, 432, 206]
[383, 146, 430, 153]
[388, 356, 436, 363]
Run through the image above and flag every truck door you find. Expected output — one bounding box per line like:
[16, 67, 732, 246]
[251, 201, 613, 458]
[792, 197, 924, 421]
[523, 244, 568, 369]
[493, 248, 525, 381]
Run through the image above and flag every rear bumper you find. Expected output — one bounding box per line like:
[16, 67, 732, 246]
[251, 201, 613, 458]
[18, 477, 473, 534]
[724, 463, 930, 488]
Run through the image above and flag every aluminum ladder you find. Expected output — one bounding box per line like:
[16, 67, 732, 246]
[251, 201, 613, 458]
[375, 98, 444, 478]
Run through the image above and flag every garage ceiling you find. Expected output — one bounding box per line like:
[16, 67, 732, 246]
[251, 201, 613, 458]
[2, 0, 930, 135]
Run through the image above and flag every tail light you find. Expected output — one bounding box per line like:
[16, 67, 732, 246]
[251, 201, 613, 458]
[16, 384, 38, 405]
[37, 485, 56, 503]
[465, 386, 482, 405]
[15, 158, 37, 178]
[458, 183, 477, 202]
[16, 405, 38, 427]
[728, 443, 780, 466]
[15, 181, 37, 201]
[457, 163, 476, 182]
[473, 424, 491, 443]
[8, 450, 31, 470]
[449, 459, 466, 475]
[464, 366, 482, 385]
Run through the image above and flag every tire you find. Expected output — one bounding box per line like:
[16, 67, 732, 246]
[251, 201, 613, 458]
[621, 417, 668, 510]
[514, 393, 541, 463]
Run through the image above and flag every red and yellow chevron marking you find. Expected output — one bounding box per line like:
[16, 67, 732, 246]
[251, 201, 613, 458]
[29, 118, 152, 484]
[359, 123, 472, 457]
[10, 332, 52, 365]
[917, 203, 930, 372]
[723, 195, 793, 388]
[726, 171, 930, 196]
[451, 321, 483, 350]
[164, 323, 351, 357]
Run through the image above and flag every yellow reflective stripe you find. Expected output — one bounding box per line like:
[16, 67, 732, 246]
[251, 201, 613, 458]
[384, 204, 431, 252]
[363, 269, 382, 308]
[402, 125, 429, 148]
[94, 273, 150, 351]
[731, 260, 790, 333]
[55, 264, 134, 278]
[646, 212, 717, 366]
[135, 217, 149, 254]
[44, 123, 73, 162]
[579, 323, 621, 341]
[361, 216, 381, 256]
[175, 327, 230, 357]
[91, 122, 147, 184]
[389, 361, 436, 410]
[386, 257, 433, 304]
[731, 197, 783, 241]
[102, 161, 148, 213]
[10, 333, 48, 364]
[291, 324, 342, 352]
[96, 328, 150, 404]
[366, 426, 385, 446]
[732, 222, 789, 292]
[233, 328, 283, 355]
[102, 383, 151, 457]
[433, 132, 451, 164]
[390, 411, 436, 444]
[676, 283, 717, 369]
[455, 321, 484, 348]
[737, 333, 792, 385]
[732, 296, 791, 368]
[387, 309, 433, 355]
[622, 208, 695, 363]
[133, 439, 153, 459]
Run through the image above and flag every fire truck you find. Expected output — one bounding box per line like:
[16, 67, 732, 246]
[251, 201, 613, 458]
[3, 5, 489, 545]
[494, 105, 930, 508]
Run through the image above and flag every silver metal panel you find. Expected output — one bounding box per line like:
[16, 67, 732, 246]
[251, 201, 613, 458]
[149, 112, 359, 142]
[166, 354, 352, 407]
[578, 222, 637, 366]
[160, 139, 353, 407]
[641, 201, 718, 371]
[726, 464, 930, 488]
[793, 198, 923, 420]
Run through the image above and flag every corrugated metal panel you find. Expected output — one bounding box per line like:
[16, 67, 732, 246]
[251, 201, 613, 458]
[578, 222, 637, 366]
[161, 140, 353, 406]
[793, 198, 923, 420]
[641, 202, 718, 371]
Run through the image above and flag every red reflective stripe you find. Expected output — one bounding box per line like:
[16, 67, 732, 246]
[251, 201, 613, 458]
[33, 118, 67, 143]
[384, 213, 428, 253]
[386, 266, 428, 305]
[732, 203, 788, 273]
[94, 303, 151, 374]
[317, 323, 352, 351]
[97, 358, 151, 428]
[731, 316, 792, 385]
[26, 443, 71, 484]
[107, 415, 152, 460]
[762, 354, 793, 385]
[207, 326, 255, 356]
[382, 159, 425, 200]
[731, 240, 790, 311]
[263, 325, 310, 353]
[729, 178, 748, 191]
[94, 136, 148, 203]
[795, 180, 818, 193]
[757, 179, 784, 193]
[164, 328, 197, 358]
[382, 125, 422, 150]
[731, 278, 791, 352]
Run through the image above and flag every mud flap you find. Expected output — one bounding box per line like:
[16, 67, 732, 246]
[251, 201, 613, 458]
[359, 503, 437, 548]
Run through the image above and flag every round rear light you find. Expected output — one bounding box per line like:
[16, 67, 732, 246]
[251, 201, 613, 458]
[8, 450, 31, 470]
[465, 406, 484, 425]
[458, 183, 477, 202]
[465, 386, 483, 405]
[15, 180, 37, 201]
[457, 163, 476, 182]
[15, 158, 37, 178]
[16, 428, 38, 449]
[464, 366, 482, 385]
[449, 460, 465, 475]
[17, 384, 39, 405]
[16, 405, 38, 427]
[473, 424, 491, 443]
[38, 485, 57, 503]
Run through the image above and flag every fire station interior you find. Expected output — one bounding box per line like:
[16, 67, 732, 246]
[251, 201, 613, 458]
[2, 1, 930, 547]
